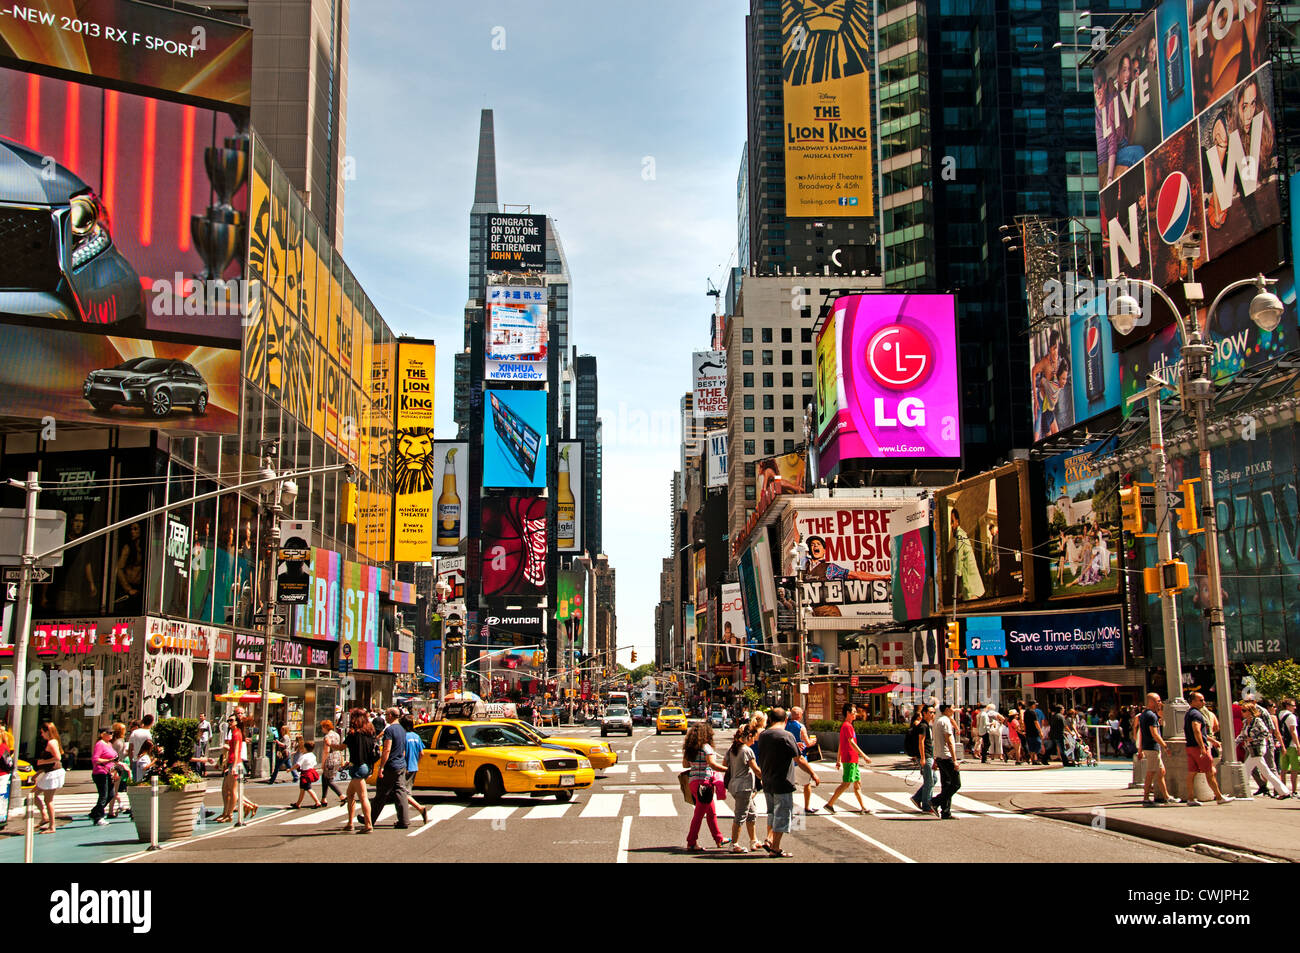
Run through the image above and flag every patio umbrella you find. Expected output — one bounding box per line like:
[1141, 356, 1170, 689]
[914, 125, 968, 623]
[445, 690, 482, 702]
[1024, 676, 1120, 690]
[864, 682, 921, 694]
[214, 689, 286, 704]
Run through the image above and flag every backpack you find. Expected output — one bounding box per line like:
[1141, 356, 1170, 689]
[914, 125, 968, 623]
[1281, 711, 1296, 748]
[904, 723, 922, 758]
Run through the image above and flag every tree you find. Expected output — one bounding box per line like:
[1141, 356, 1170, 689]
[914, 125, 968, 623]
[1245, 660, 1300, 705]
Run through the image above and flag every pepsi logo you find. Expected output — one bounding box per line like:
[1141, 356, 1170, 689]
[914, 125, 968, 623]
[1155, 171, 1193, 245]
[1086, 322, 1101, 353]
[866, 325, 932, 390]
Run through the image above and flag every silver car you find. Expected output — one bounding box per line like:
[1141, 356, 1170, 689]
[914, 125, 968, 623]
[600, 705, 633, 737]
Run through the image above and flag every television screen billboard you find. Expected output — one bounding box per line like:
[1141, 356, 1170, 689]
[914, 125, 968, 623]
[816, 293, 961, 469]
[755, 449, 806, 498]
[486, 284, 548, 382]
[481, 496, 547, 597]
[1096, 0, 1278, 284]
[692, 350, 727, 417]
[935, 460, 1035, 611]
[964, 609, 1125, 670]
[483, 389, 547, 488]
[781, 0, 874, 216]
[889, 499, 934, 623]
[1044, 440, 1121, 600]
[486, 213, 546, 271]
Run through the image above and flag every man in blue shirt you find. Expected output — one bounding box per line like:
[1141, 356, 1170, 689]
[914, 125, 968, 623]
[372, 708, 411, 828]
[1139, 693, 1174, 806]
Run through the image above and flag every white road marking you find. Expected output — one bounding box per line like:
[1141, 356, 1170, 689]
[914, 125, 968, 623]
[282, 805, 348, 825]
[406, 803, 465, 836]
[637, 794, 677, 817]
[579, 793, 624, 818]
[603, 765, 628, 775]
[617, 815, 632, 864]
[524, 802, 572, 819]
[819, 813, 917, 862]
[636, 763, 663, 773]
[469, 806, 516, 821]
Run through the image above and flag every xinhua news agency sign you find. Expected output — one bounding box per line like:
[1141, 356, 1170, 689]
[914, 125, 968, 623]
[965, 607, 1124, 669]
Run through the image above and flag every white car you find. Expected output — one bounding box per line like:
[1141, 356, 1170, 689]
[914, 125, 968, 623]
[601, 705, 633, 737]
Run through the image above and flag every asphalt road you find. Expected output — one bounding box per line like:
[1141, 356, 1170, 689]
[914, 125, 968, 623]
[116, 727, 1220, 864]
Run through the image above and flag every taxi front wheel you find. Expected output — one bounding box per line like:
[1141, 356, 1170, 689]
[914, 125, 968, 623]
[477, 766, 505, 804]
[555, 790, 573, 803]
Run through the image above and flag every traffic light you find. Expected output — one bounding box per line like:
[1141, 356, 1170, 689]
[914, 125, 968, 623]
[1176, 479, 1203, 534]
[1119, 484, 1143, 534]
[945, 621, 961, 661]
[268, 672, 279, 692]
[242, 672, 262, 692]
[631, 650, 637, 663]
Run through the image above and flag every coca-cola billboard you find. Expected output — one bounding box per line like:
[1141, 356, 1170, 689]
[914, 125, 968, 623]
[481, 496, 547, 597]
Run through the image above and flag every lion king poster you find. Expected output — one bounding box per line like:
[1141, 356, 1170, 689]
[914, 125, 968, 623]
[782, 0, 875, 217]
[393, 340, 436, 561]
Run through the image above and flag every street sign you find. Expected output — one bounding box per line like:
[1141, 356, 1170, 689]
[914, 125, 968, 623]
[2, 566, 51, 584]
[253, 613, 287, 626]
[850, 675, 859, 687]
[337, 658, 352, 673]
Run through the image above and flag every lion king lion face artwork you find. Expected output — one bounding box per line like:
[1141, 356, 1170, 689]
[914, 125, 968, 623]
[782, 0, 872, 86]
[394, 428, 436, 495]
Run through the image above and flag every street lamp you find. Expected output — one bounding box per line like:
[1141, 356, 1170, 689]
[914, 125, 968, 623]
[1107, 267, 1279, 798]
[253, 440, 298, 779]
[433, 577, 452, 704]
[790, 541, 810, 710]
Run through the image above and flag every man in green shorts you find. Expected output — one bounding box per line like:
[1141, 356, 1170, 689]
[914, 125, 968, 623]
[825, 702, 873, 814]
[1279, 698, 1300, 796]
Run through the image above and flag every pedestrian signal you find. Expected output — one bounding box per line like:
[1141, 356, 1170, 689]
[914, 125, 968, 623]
[242, 673, 262, 692]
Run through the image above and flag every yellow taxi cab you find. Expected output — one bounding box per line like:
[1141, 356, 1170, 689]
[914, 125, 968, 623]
[13, 760, 35, 790]
[656, 706, 688, 735]
[405, 708, 595, 803]
[498, 718, 618, 770]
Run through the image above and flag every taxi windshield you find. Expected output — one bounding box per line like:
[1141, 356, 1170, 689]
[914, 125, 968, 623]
[607, 707, 629, 716]
[512, 721, 546, 739]
[661, 709, 684, 716]
[461, 724, 535, 748]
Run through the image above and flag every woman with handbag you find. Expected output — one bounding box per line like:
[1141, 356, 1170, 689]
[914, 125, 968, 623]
[342, 708, 376, 833]
[318, 719, 346, 807]
[682, 724, 731, 852]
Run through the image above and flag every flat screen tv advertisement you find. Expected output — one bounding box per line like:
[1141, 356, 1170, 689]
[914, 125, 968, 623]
[816, 293, 960, 471]
[483, 388, 547, 488]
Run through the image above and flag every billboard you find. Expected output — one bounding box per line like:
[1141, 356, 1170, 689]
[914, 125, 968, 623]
[1096, 0, 1278, 283]
[486, 284, 548, 382]
[557, 440, 583, 553]
[1045, 440, 1121, 600]
[393, 341, 436, 562]
[481, 496, 547, 597]
[0, 64, 248, 432]
[705, 430, 728, 488]
[756, 449, 807, 497]
[1120, 266, 1299, 416]
[431, 440, 467, 554]
[785, 503, 907, 626]
[486, 213, 546, 271]
[692, 350, 727, 417]
[292, 548, 411, 673]
[815, 294, 961, 470]
[963, 608, 1125, 670]
[719, 582, 745, 665]
[1067, 294, 1123, 425]
[0, 0, 253, 107]
[889, 499, 934, 623]
[935, 460, 1035, 611]
[483, 388, 547, 488]
[781, 0, 873, 216]
[1028, 315, 1075, 441]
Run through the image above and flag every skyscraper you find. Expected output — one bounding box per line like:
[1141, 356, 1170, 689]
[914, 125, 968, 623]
[574, 353, 602, 554]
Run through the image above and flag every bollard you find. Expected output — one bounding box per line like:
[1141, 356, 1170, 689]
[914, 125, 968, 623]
[147, 775, 161, 850]
[23, 792, 34, 864]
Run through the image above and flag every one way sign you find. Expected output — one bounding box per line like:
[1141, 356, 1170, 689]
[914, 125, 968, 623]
[3, 567, 51, 584]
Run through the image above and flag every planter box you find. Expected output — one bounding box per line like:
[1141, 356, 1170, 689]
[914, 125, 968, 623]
[126, 782, 207, 843]
[815, 731, 905, 755]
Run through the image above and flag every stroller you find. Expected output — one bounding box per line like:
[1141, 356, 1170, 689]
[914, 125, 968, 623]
[1071, 732, 1097, 766]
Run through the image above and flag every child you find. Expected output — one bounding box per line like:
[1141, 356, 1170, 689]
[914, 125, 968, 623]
[134, 739, 156, 779]
[291, 740, 323, 808]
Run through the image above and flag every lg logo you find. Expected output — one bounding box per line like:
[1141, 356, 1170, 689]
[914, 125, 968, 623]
[865, 324, 932, 428]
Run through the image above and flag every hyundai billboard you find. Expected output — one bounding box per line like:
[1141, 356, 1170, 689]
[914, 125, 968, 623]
[814, 293, 960, 472]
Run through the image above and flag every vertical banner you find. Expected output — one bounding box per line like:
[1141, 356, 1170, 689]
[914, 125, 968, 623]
[692, 350, 728, 417]
[705, 430, 728, 488]
[781, 0, 874, 216]
[719, 582, 746, 664]
[393, 340, 436, 562]
[557, 440, 584, 552]
[276, 519, 312, 604]
[889, 500, 933, 623]
[432, 441, 468, 553]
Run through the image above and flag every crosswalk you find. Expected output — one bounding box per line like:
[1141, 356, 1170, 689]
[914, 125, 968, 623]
[889, 766, 1133, 793]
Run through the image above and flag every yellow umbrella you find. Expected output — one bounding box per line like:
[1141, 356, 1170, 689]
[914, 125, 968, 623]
[214, 689, 286, 704]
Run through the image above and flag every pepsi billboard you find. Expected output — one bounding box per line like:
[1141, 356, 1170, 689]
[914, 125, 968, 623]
[813, 293, 961, 472]
[1095, 0, 1279, 286]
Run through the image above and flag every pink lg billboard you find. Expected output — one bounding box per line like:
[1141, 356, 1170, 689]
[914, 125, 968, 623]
[815, 293, 961, 469]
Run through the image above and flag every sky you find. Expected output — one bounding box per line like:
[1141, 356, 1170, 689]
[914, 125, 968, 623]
[343, 1, 747, 664]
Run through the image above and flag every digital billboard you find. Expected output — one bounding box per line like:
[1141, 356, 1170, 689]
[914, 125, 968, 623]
[293, 548, 412, 674]
[781, 0, 874, 216]
[1044, 440, 1121, 600]
[815, 293, 961, 470]
[432, 440, 467, 553]
[889, 499, 934, 624]
[486, 283, 547, 382]
[935, 460, 1035, 611]
[486, 213, 546, 271]
[692, 350, 727, 417]
[392, 341, 436, 562]
[481, 497, 547, 597]
[962, 609, 1125, 670]
[1096, 0, 1279, 284]
[1029, 315, 1074, 441]
[719, 582, 746, 664]
[1067, 294, 1123, 425]
[483, 388, 547, 488]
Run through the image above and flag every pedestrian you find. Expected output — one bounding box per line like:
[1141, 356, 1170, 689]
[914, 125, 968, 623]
[931, 703, 961, 820]
[1006, 708, 1021, 763]
[1138, 693, 1175, 806]
[1260, 700, 1287, 795]
[1184, 692, 1229, 806]
[982, 704, 1004, 763]
[1278, 699, 1300, 796]
[908, 705, 935, 814]
[785, 706, 818, 814]
[342, 708, 376, 833]
[318, 719, 346, 807]
[134, 739, 156, 779]
[1049, 704, 1073, 766]
[756, 708, 818, 857]
[290, 740, 324, 808]
[724, 724, 763, 852]
[1237, 701, 1290, 798]
[108, 722, 129, 818]
[825, 703, 873, 814]
[216, 714, 257, 822]
[371, 709, 386, 735]
[269, 725, 294, 784]
[399, 714, 430, 823]
[682, 724, 730, 851]
[33, 721, 65, 833]
[128, 714, 154, 782]
[1023, 700, 1046, 765]
[977, 704, 993, 763]
[371, 708, 411, 829]
[194, 713, 211, 761]
[89, 726, 117, 827]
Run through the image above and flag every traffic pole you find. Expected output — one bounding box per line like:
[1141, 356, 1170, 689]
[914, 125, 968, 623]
[23, 792, 34, 863]
[147, 775, 161, 850]
[6, 471, 39, 865]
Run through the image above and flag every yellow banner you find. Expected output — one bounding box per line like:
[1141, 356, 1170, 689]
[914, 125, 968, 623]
[782, 0, 874, 217]
[393, 341, 436, 562]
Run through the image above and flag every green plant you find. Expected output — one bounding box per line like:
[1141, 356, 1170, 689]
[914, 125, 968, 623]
[152, 718, 200, 765]
[807, 719, 900, 734]
[1246, 660, 1300, 705]
[741, 687, 762, 709]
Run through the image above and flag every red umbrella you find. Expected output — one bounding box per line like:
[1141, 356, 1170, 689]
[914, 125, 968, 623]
[864, 682, 921, 694]
[1024, 676, 1119, 689]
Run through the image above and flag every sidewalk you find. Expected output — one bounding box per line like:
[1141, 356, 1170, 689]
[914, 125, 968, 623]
[993, 788, 1300, 862]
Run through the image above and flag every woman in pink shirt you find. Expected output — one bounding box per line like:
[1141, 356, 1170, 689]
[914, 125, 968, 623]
[89, 727, 117, 826]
